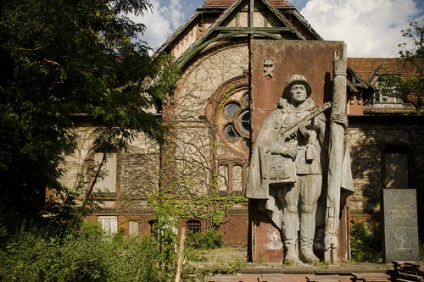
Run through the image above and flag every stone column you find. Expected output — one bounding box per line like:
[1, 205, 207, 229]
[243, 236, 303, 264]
[324, 45, 347, 263]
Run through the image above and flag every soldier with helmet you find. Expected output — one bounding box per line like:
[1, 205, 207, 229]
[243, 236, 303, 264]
[247, 75, 346, 264]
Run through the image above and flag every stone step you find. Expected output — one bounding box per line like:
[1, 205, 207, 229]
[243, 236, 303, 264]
[351, 272, 391, 282]
[205, 275, 244, 282]
[259, 274, 307, 282]
[205, 272, 393, 282]
[305, 275, 344, 282]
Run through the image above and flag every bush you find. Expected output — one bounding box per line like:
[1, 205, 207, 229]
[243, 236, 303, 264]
[350, 221, 381, 262]
[0, 222, 162, 282]
[186, 228, 223, 250]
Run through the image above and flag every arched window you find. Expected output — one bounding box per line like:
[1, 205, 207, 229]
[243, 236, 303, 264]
[217, 90, 251, 153]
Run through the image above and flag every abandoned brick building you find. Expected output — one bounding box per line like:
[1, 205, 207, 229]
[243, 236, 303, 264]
[58, 0, 424, 262]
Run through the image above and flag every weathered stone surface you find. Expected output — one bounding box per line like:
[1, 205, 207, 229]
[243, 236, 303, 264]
[118, 132, 160, 209]
[348, 123, 424, 220]
[248, 40, 352, 263]
[382, 189, 419, 262]
[176, 45, 249, 119]
[59, 127, 96, 191]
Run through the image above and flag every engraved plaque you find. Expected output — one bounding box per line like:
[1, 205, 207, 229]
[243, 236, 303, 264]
[382, 189, 419, 262]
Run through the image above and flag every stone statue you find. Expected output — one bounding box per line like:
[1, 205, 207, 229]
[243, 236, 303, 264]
[246, 74, 353, 264]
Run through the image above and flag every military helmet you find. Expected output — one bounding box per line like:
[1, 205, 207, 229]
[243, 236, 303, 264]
[282, 74, 312, 98]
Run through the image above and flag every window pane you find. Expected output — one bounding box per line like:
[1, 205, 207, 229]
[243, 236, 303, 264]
[98, 216, 118, 236]
[240, 111, 251, 132]
[224, 124, 238, 139]
[187, 220, 201, 233]
[242, 93, 249, 105]
[224, 103, 239, 118]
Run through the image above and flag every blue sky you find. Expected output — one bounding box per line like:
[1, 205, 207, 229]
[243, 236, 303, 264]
[133, 0, 424, 57]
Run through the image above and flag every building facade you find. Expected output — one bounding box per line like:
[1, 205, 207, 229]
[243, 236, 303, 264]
[58, 0, 423, 262]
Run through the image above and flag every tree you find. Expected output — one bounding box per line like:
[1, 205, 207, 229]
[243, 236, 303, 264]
[0, 0, 178, 228]
[380, 21, 424, 111]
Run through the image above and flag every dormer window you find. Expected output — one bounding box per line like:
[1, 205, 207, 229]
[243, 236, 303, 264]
[374, 75, 402, 104]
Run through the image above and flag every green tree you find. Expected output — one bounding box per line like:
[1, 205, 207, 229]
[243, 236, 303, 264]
[380, 21, 424, 111]
[0, 0, 178, 229]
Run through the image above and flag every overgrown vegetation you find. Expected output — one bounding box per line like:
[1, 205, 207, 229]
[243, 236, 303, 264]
[379, 21, 424, 113]
[0, 222, 163, 282]
[186, 229, 224, 250]
[0, 0, 179, 230]
[350, 221, 381, 262]
[0, 221, 246, 281]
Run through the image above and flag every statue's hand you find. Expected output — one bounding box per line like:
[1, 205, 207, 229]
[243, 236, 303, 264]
[281, 147, 297, 159]
[332, 114, 347, 129]
[271, 144, 297, 159]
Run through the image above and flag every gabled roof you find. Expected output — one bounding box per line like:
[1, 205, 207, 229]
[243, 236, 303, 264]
[155, 0, 322, 67]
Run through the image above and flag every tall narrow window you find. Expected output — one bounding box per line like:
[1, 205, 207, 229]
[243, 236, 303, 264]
[218, 165, 229, 192]
[232, 165, 243, 192]
[94, 153, 117, 193]
[383, 144, 414, 189]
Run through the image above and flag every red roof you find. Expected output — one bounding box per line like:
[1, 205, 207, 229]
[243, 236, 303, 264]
[348, 58, 420, 82]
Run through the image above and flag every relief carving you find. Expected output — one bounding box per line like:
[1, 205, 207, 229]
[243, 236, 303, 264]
[247, 73, 353, 264]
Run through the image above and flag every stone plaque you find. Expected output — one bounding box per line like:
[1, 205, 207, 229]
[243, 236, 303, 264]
[382, 189, 419, 262]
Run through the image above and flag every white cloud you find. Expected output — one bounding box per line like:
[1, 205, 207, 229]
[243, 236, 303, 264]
[300, 0, 423, 57]
[129, 0, 423, 57]
[128, 0, 186, 50]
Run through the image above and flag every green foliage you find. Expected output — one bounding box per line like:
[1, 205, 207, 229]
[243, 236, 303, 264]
[399, 21, 424, 60]
[150, 216, 178, 279]
[350, 221, 381, 262]
[186, 229, 224, 250]
[0, 0, 179, 228]
[379, 21, 424, 111]
[149, 188, 247, 229]
[0, 222, 162, 282]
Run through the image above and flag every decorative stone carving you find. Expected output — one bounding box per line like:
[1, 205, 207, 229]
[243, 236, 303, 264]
[247, 71, 353, 264]
[263, 59, 274, 78]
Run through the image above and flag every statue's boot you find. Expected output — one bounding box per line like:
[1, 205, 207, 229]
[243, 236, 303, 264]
[300, 213, 319, 263]
[284, 241, 302, 264]
[300, 241, 319, 263]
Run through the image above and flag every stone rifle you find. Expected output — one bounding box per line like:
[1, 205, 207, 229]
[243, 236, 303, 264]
[280, 101, 332, 143]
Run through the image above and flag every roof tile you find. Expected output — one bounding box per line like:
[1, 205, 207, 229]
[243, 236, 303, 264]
[348, 58, 420, 81]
